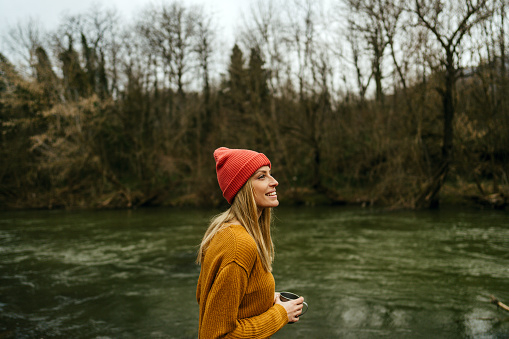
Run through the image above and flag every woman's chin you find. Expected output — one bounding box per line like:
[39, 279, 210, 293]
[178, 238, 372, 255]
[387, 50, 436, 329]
[267, 200, 279, 208]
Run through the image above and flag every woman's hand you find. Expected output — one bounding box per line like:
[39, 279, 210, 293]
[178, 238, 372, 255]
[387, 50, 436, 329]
[274, 294, 305, 323]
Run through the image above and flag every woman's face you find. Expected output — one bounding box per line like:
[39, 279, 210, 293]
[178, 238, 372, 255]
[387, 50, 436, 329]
[250, 166, 279, 209]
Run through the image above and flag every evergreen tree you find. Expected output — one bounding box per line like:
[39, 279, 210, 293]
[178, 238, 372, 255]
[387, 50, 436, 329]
[81, 33, 97, 96]
[97, 49, 109, 99]
[247, 47, 269, 108]
[59, 37, 88, 100]
[35, 46, 59, 105]
[227, 44, 247, 113]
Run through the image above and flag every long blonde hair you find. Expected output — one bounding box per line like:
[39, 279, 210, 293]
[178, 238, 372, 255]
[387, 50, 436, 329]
[196, 179, 275, 272]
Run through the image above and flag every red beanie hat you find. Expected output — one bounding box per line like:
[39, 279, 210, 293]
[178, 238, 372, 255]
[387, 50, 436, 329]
[214, 147, 271, 204]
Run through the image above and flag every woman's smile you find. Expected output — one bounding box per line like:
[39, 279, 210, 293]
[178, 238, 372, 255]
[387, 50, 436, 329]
[266, 190, 277, 197]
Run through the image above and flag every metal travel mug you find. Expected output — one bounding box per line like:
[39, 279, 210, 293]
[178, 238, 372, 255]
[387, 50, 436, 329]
[279, 291, 308, 321]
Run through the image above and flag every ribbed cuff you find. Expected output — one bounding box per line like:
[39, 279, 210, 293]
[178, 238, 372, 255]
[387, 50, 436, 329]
[274, 304, 289, 329]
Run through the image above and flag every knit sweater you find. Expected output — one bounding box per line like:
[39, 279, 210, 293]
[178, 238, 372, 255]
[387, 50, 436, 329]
[196, 224, 288, 338]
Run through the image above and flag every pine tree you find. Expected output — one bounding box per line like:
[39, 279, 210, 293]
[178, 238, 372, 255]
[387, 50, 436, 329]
[35, 46, 59, 105]
[59, 37, 88, 100]
[227, 44, 247, 113]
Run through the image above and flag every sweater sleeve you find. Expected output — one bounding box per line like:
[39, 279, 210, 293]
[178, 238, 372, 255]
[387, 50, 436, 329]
[199, 262, 288, 339]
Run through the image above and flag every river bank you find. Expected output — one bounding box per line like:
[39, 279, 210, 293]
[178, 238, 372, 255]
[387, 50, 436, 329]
[1, 182, 507, 211]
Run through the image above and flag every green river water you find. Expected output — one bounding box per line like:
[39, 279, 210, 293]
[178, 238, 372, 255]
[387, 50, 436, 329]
[0, 206, 508, 338]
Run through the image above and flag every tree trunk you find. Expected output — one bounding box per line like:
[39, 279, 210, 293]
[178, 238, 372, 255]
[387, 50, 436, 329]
[415, 50, 456, 208]
[311, 141, 322, 191]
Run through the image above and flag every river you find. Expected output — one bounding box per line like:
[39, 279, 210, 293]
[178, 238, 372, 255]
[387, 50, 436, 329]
[0, 206, 508, 338]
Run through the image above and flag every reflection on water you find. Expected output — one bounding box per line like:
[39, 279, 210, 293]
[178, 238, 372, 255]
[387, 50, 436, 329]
[272, 207, 509, 339]
[0, 207, 508, 338]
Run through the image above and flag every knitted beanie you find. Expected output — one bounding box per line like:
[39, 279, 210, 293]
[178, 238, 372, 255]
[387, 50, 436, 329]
[214, 147, 271, 204]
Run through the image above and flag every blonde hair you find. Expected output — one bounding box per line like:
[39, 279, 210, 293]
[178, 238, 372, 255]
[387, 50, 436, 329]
[196, 179, 275, 272]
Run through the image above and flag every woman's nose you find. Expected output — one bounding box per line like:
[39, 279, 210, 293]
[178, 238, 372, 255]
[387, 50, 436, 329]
[270, 177, 278, 187]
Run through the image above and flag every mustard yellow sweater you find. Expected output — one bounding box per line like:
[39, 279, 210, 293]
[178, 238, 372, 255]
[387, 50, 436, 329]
[196, 224, 288, 338]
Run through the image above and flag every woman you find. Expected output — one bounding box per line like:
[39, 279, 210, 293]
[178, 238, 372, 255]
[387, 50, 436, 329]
[196, 147, 304, 338]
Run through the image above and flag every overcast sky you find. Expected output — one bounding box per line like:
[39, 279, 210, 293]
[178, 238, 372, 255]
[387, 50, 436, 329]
[0, 0, 252, 49]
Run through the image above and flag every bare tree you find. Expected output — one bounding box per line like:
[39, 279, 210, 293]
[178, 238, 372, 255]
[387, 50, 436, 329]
[193, 9, 217, 181]
[410, 0, 493, 208]
[281, 0, 331, 190]
[379, 0, 409, 106]
[3, 18, 45, 76]
[194, 10, 216, 103]
[345, 0, 394, 104]
[137, 2, 197, 96]
[238, 0, 295, 184]
[346, 24, 373, 104]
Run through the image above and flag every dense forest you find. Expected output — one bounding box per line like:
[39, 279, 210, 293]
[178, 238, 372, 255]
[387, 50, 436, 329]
[0, 0, 508, 210]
